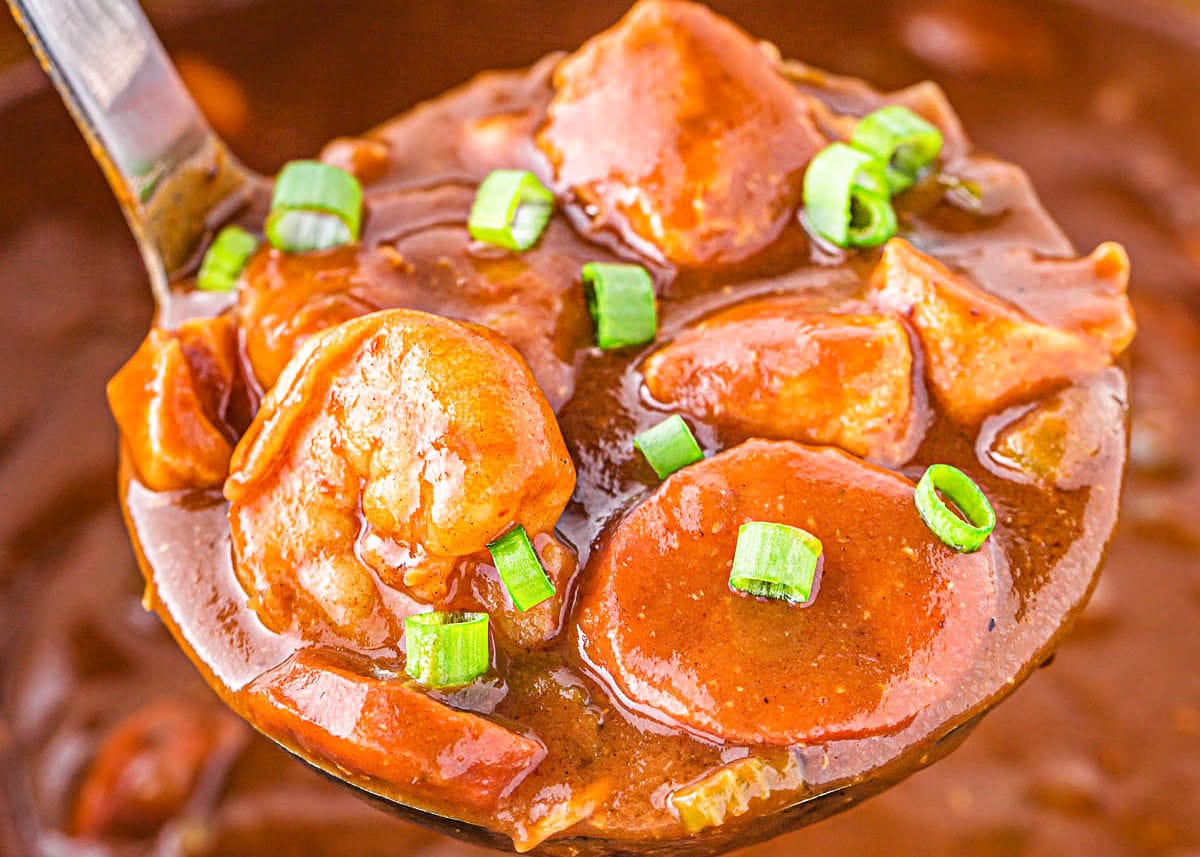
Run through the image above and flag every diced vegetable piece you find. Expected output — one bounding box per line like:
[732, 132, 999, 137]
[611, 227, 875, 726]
[266, 160, 363, 252]
[803, 143, 897, 248]
[633, 415, 704, 478]
[728, 522, 823, 604]
[197, 225, 258, 292]
[914, 464, 996, 552]
[404, 611, 490, 687]
[582, 262, 658, 349]
[510, 781, 611, 852]
[487, 525, 556, 611]
[468, 169, 555, 251]
[851, 105, 944, 192]
[671, 757, 790, 834]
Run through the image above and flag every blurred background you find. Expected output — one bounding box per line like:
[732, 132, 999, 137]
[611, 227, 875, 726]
[0, 1, 1197, 855]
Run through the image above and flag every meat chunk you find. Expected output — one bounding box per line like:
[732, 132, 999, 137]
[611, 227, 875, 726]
[642, 298, 922, 466]
[963, 241, 1136, 355]
[870, 239, 1115, 425]
[538, 0, 825, 266]
[318, 136, 391, 185]
[243, 649, 545, 811]
[235, 205, 589, 408]
[106, 315, 239, 490]
[575, 440, 995, 745]
[71, 699, 243, 838]
[225, 309, 575, 644]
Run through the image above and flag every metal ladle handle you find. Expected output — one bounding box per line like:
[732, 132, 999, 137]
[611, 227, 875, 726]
[6, 0, 252, 305]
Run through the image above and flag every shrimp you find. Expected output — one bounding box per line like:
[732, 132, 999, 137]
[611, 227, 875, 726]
[224, 308, 575, 645]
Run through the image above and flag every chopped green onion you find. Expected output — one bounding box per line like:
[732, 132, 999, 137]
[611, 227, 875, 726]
[266, 160, 363, 252]
[487, 525, 556, 611]
[582, 262, 658, 349]
[468, 169, 555, 251]
[915, 464, 996, 553]
[802, 143, 896, 248]
[404, 611, 489, 688]
[729, 522, 823, 604]
[634, 415, 704, 479]
[850, 105, 944, 193]
[196, 225, 258, 292]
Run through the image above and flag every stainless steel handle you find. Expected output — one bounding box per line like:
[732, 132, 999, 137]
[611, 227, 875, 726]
[6, 0, 252, 305]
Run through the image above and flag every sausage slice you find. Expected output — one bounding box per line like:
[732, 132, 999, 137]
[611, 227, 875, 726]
[244, 649, 545, 810]
[575, 440, 995, 745]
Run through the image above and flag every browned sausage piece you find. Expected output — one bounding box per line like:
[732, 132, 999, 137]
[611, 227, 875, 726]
[642, 298, 922, 467]
[225, 309, 575, 644]
[538, 0, 825, 266]
[575, 440, 995, 745]
[243, 649, 545, 811]
[106, 315, 238, 491]
[71, 699, 242, 838]
[871, 238, 1120, 426]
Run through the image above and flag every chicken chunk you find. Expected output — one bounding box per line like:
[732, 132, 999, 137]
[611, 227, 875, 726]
[870, 239, 1116, 425]
[225, 309, 575, 644]
[235, 207, 589, 409]
[962, 240, 1136, 355]
[106, 315, 239, 491]
[643, 298, 922, 466]
[538, 0, 826, 266]
[575, 440, 995, 745]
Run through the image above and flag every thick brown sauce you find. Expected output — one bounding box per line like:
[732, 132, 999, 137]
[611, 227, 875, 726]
[120, 11, 1130, 850]
[2, 0, 1198, 855]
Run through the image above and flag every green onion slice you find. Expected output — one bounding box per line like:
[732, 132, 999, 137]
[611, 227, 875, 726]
[582, 262, 658, 350]
[468, 169, 555, 251]
[914, 464, 996, 553]
[634, 415, 704, 479]
[266, 160, 363, 252]
[404, 611, 489, 688]
[850, 105, 944, 193]
[802, 143, 897, 249]
[486, 525, 556, 611]
[196, 225, 258, 292]
[729, 522, 823, 605]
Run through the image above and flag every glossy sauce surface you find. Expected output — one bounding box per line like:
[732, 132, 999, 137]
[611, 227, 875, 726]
[1, 0, 1198, 855]
[104, 2, 1134, 847]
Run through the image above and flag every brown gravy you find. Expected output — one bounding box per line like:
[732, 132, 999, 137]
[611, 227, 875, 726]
[2, 0, 1199, 854]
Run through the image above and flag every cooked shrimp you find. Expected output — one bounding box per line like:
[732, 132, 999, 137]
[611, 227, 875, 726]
[225, 309, 575, 645]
